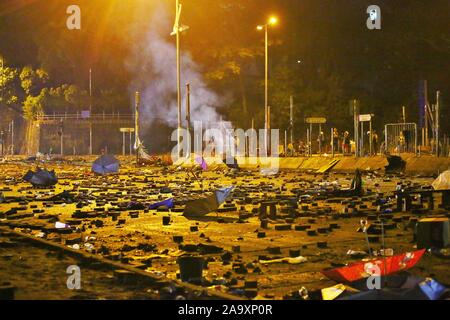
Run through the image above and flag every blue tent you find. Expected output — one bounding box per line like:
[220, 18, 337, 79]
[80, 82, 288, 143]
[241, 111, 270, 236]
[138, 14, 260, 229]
[92, 155, 120, 175]
[23, 168, 58, 187]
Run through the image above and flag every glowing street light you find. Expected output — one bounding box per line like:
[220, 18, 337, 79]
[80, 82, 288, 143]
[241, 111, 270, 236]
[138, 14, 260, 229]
[257, 16, 278, 153]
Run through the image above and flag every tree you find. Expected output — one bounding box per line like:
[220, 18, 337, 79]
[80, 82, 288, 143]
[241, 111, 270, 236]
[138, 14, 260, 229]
[20, 66, 49, 96]
[0, 63, 21, 114]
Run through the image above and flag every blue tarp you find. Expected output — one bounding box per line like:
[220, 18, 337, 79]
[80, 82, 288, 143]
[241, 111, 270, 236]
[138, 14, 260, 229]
[92, 155, 120, 175]
[419, 278, 448, 300]
[149, 198, 174, 210]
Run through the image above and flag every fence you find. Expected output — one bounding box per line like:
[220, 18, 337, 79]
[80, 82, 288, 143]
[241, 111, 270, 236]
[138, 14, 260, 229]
[384, 123, 417, 155]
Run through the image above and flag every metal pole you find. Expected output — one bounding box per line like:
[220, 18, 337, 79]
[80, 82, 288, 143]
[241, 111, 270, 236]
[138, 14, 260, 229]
[384, 125, 388, 155]
[369, 120, 372, 156]
[122, 131, 125, 156]
[436, 91, 440, 157]
[360, 121, 364, 157]
[268, 105, 271, 155]
[415, 124, 418, 156]
[284, 130, 287, 156]
[424, 80, 429, 147]
[330, 128, 334, 157]
[129, 132, 132, 156]
[264, 24, 269, 153]
[354, 100, 359, 157]
[135, 91, 140, 163]
[176, 0, 182, 158]
[60, 120, 64, 156]
[290, 95, 294, 145]
[11, 120, 14, 155]
[89, 68, 93, 155]
[306, 128, 309, 157]
[309, 123, 312, 155]
[186, 82, 191, 136]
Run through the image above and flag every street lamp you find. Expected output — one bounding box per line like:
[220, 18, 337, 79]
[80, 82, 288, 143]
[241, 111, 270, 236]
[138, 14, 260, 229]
[171, 0, 190, 159]
[257, 16, 278, 154]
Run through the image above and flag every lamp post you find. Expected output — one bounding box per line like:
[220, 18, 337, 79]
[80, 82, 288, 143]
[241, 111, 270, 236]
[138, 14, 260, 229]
[257, 16, 277, 154]
[171, 0, 189, 159]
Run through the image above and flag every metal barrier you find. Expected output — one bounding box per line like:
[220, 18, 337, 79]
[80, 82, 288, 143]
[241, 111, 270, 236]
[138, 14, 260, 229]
[384, 123, 417, 155]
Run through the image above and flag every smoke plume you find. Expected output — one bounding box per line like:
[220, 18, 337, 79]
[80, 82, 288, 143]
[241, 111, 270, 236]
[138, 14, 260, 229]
[125, 3, 226, 134]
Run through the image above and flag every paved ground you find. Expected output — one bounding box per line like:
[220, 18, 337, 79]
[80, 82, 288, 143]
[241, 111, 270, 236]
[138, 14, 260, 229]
[0, 157, 449, 300]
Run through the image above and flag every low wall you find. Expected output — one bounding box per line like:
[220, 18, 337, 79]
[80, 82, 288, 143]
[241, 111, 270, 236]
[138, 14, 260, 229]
[172, 154, 450, 175]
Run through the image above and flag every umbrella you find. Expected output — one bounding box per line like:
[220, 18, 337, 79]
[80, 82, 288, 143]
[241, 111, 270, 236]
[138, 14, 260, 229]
[92, 154, 120, 175]
[184, 186, 234, 217]
[23, 168, 58, 187]
[432, 170, 450, 190]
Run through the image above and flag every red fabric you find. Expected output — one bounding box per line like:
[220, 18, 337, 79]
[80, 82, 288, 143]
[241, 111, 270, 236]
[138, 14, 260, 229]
[321, 249, 426, 282]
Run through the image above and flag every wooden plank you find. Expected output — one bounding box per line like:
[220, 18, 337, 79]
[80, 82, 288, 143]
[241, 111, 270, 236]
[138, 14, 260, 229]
[316, 159, 340, 173]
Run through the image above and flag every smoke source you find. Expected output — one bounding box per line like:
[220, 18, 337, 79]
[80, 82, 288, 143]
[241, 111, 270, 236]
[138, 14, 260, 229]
[125, 3, 226, 136]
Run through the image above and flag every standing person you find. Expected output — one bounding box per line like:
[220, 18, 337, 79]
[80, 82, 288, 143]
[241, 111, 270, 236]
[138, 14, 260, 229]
[372, 130, 379, 155]
[343, 131, 351, 155]
[287, 142, 294, 157]
[332, 128, 339, 154]
[402, 130, 410, 153]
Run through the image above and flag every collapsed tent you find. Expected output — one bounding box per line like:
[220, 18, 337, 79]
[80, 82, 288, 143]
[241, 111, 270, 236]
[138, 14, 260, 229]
[92, 155, 120, 175]
[23, 168, 58, 187]
[432, 170, 450, 190]
[183, 186, 234, 217]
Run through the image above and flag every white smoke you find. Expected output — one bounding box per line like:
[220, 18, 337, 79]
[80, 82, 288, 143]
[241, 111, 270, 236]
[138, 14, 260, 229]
[125, 3, 226, 131]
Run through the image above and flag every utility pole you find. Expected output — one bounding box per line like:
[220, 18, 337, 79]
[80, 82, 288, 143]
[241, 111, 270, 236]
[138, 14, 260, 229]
[59, 119, 64, 156]
[89, 68, 93, 155]
[175, 0, 182, 158]
[353, 99, 359, 157]
[135, 91, 140, 163]
[9, 120, 14, 155]
[185, 83, 191, 135]
[436, 91, 440, 157]
[264, 24, 269, 154]
[290, 95, 294, 145]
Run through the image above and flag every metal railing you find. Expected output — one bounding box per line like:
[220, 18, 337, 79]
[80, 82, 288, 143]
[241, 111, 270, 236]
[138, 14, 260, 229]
[36, 112, 134, 121]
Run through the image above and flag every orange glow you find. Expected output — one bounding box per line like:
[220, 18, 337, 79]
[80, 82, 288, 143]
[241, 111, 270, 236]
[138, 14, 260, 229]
[268, 16, 278, 25]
